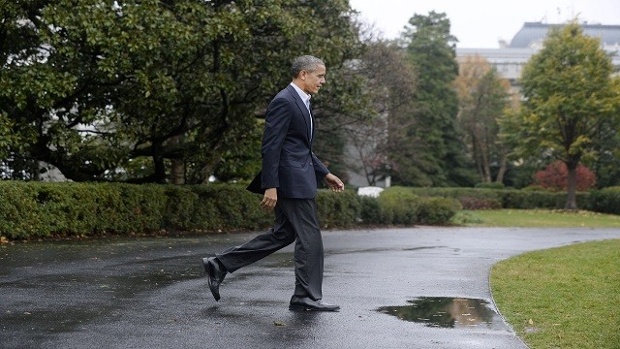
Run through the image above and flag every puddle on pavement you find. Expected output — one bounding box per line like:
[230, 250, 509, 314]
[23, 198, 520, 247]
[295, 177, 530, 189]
[377, 297, 501, 329]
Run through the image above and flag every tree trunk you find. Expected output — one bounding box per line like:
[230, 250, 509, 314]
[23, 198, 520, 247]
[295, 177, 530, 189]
[169, 135, 185, 184]
[472, 138, 486, 182]
[170, 159, 185, 184]
[495, 152, 508, 184]
[565, 159, 579, 210]
[153, 155, 167, 184]
[482, 126, 491, 182]
[481, 147, 491, 182]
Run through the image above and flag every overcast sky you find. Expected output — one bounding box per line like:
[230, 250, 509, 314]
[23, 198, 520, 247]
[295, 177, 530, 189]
[348, 0, 620, 48]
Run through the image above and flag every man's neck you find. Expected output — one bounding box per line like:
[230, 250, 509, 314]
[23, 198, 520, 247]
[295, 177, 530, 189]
[291, 80, 310, 96]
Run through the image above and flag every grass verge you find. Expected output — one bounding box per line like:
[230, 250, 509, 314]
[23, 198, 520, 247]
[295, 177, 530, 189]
[454, 209, 620, 228]
[466, 210, 620, 348]
[490, 239, 620, 349]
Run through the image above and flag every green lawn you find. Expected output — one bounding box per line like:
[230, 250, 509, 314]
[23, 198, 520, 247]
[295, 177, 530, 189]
[471, 209, 620, 349]
[455, 209, 620, 228]
[490, 240, 620, 349]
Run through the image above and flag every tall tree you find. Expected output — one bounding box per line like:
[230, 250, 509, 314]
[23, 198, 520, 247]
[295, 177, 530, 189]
[341, 40, 417, 186]
[454, 55, 511, 184]
[0, 0, 363, 183]
[589, 81, 620, 188]
[400, 11, 474, 187]
[293, 0, 367, 184]
[512, 22, 620, 208]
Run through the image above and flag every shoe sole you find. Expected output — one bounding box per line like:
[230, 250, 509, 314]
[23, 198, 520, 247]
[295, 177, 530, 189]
[202, 259, 220, 301]
[289, 304, 340, 312]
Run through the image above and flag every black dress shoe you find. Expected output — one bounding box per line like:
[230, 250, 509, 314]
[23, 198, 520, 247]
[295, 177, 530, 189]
[289, 296, 340, 312]
[202, 257, 227, 301]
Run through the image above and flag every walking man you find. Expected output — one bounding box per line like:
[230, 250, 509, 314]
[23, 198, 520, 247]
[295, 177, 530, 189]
[202, 55, 345, 311]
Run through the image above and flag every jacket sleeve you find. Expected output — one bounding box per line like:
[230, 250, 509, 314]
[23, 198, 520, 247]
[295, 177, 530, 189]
[261, 97, 291, 189]
[312, 152, 330, 182]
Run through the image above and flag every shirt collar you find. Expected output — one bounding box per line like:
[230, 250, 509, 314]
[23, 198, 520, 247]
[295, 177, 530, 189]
[290, 82, 311, 105]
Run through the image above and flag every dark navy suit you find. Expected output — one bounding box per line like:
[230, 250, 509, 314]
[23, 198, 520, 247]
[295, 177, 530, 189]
[217, 84, 330, 301]
[260, 85, 329, 197]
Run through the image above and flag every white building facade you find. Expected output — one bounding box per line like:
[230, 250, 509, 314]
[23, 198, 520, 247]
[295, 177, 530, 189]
[457, 22, 620, 87]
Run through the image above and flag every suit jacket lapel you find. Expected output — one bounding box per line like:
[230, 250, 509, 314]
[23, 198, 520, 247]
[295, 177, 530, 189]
[287, 85, 312, 143]
[309, 108, 315, 143]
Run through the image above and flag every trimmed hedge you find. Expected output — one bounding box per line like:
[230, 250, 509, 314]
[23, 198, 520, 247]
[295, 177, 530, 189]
[1, 181, 612, 241]
[409, 187, 502, 210]
[586, 186, 620, 215]
[409, 187, 590, 210]
[0, 182, 168, 239]
[316, 190, 361, 228]
[376, 187, 462, 225]
[500, 190, 588, 209]
[0, 182, 461, 240]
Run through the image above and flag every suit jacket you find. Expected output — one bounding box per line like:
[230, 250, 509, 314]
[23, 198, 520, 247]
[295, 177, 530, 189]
[247, 84, 329, 199]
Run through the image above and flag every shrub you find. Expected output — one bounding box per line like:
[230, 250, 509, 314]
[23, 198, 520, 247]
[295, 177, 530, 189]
[0, 182, 377, 240]
[475, 182, 505, 189]
[522, 185, 546, 191]
[163, 186, 200, 230]
[190, 184, 271, 232]
[316, 190, 361, 228]
[358, 195, 382, 224]
[410, 187, 502, 204]
[378, 187, 420, 225]
[0, 182, 44, 238]
[417, 197, 462, 225]
[409, 186, 591, 211]
[533, 160, 597, 191]
[501, 189, 590, 209]
[587, 186, 620, 215]
[190, 185, 227, 231]
[458, 196, 502, 210]
[34, 183, 100, 236]
[116, 183, 167, 232]
[210, 185, 266, 231]
[8, 180, 613, 242]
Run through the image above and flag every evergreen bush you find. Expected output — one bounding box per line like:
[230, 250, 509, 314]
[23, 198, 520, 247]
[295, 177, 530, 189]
[4, 181, 611, 241]
[316, 189, 360, 228]
[417, 196, 462, 225]
[587, 186, 620, 215]
[377, 187, 420, 225]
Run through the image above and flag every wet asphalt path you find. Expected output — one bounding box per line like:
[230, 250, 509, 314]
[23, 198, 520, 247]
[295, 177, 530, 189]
[2, 227, 620, 349]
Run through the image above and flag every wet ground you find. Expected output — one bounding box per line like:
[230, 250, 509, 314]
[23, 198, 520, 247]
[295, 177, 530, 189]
[2, 227, 620, 349]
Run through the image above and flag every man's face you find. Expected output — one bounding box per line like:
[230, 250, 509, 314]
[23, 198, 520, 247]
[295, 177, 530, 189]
[301, 65, 326, 95]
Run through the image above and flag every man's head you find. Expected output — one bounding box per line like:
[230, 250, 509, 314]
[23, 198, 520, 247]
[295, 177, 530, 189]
[291, 55, 326, 95]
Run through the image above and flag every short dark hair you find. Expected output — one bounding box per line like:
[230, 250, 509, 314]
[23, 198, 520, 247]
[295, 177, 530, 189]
[291, 55, 325, 79]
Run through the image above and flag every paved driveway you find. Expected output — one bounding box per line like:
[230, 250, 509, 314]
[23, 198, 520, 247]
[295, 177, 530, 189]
[2, 227, 619, 349]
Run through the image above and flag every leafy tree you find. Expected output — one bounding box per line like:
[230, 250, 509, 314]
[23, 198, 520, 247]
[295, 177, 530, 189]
[305, 3, 373, 184]
[0, 0, 58, 179]
[496, 99, 541, 189]
[515, 22, 620, 208]
[533, 160, 596, 191]
[454, 55, 511, 184]
[341, 40, 417, 186]
[400, 11, 475, 187]
[0, 0, 363, 183]
[589, 79, 620, 188]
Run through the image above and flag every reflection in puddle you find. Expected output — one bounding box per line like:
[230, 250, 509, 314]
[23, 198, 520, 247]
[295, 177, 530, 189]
[377, 297, 499, 329]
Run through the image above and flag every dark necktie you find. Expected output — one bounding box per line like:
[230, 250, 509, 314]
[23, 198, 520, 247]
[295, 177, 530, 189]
[306, 100, 313, 137]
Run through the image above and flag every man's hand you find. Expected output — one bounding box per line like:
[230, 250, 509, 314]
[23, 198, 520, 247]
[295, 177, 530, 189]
[324, 173, 345, 193]
[260, 188, 278, 211]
